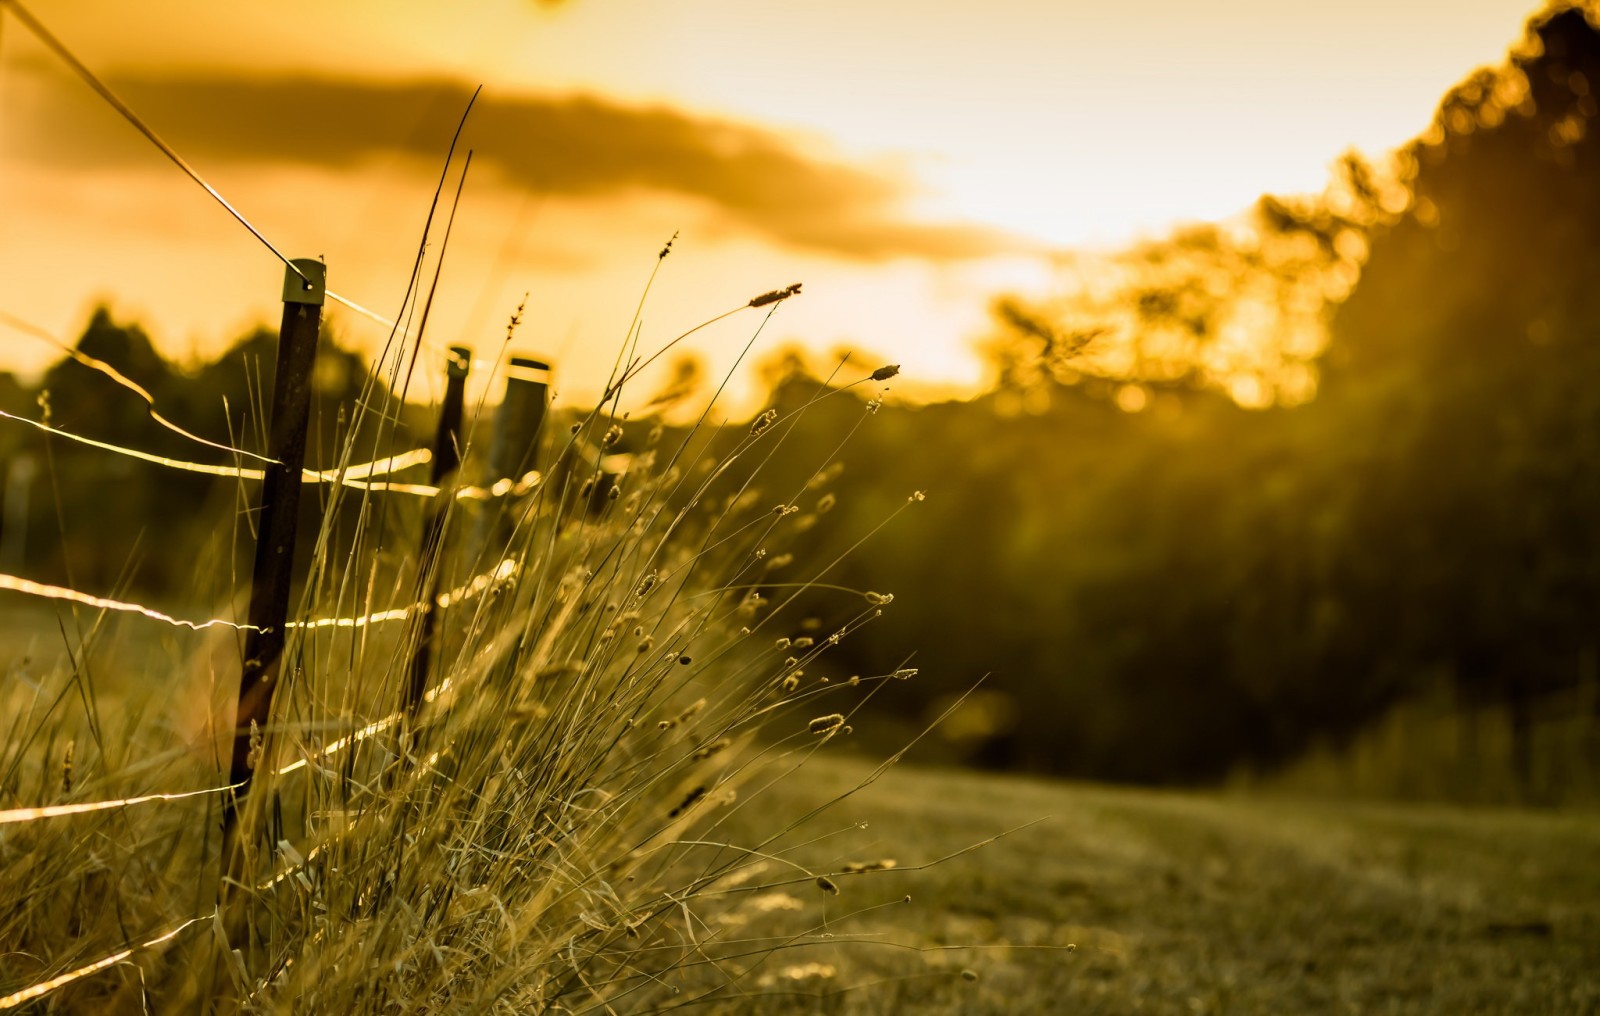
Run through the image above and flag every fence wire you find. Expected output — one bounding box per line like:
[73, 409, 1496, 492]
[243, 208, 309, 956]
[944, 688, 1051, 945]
[0, 910, 214, 1010]
[0, 783, 240, 827]
[0, 556, 518, 636]
[1, 408, 544, 500]
[0, 310, 279, 464]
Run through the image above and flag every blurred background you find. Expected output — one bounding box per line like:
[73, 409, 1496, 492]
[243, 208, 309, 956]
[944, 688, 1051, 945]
[3, 1, 1598, 804]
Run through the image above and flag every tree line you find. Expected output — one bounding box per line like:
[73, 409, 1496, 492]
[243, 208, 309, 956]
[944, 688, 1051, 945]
[3, 6, 1596, 792]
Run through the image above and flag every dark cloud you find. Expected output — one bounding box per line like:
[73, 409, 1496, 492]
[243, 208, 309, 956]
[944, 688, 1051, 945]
[12, 66, 1024, 261]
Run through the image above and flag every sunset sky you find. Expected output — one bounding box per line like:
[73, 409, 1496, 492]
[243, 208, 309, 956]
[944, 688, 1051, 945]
[0, 0, 1546, 409]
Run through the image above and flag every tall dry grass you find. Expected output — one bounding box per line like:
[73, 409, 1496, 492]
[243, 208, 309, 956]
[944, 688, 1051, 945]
[0, 287, 928, 1012]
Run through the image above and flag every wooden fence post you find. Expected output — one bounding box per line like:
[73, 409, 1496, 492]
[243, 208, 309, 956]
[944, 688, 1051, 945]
[403, 346, 471, 725]
[474, 356, 550, 553]
[489, 356, 550, 486]
[220, 257, 325, 909]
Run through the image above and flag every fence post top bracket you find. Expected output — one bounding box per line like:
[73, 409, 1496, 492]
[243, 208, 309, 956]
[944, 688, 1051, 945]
[282, 259, 327, 307]
[506, 355, 552, 385]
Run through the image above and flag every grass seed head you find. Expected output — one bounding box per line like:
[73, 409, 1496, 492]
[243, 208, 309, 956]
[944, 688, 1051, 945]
[668, 785, 708, 819]
[246, 718, 263, 770]
[808, 713, 845, 735]
[748, 282, 802, 308]
[691, 738, 730, 761]
[841, 859, 898, 873]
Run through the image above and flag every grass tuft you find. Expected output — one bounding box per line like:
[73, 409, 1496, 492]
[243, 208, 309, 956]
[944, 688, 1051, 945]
[0, 266, 941, 1012]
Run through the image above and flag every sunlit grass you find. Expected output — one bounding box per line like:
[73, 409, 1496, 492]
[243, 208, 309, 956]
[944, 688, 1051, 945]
[0, 262, 962, 1011]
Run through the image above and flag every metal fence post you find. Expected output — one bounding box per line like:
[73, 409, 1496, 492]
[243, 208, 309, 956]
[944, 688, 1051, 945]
[403, 346, 471, 726]
[220, 258, 325, 911]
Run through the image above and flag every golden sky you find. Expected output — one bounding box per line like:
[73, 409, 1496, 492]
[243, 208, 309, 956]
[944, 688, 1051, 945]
[0, 0, 1545, 409]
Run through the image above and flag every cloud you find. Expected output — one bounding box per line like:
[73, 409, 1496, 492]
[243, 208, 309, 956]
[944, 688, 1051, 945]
[10, 66, 1026, 261]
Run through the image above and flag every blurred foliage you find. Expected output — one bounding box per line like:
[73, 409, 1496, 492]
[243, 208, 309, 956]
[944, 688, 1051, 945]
[0, 310, 415, 596]
[3, 6, 1599, 796]
[723, 4, 1600, 793]
[985, 150, 1406, 409]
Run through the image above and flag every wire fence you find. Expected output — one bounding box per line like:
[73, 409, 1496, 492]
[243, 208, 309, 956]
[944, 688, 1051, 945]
[0, 4, 802, 1005]
[0, 5, 520, 1003]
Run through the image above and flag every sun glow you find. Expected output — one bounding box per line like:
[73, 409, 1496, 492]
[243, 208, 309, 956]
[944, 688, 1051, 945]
[0, 0, 1546, 400]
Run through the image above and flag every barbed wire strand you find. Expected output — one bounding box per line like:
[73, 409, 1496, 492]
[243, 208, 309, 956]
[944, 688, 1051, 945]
[0, 408, 430, 486]
[1, 1, 308, 283]
[0, 554, 517, 641]
[0, 1, 460, 373]
[0, 628, 496, 830]
[4, 3, 766, 395]
[0, 783, 241, 827]
[0, 911, 215, 1009]
[0, 310, 280, 464]
[0, 572, 255, 631]
[1, 0, 456, 350]
[1, 407, 548, 500]
[0, 564, 513, 842]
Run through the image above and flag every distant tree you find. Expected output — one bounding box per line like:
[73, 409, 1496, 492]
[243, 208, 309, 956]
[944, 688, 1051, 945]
[983, 153, 1405, 409]
[8, 310, 412, 595]
[789, 4, 1600, 790]
[1318, 4, 1600, 790]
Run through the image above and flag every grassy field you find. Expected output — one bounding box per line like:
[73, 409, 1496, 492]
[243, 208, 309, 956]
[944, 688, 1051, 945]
[5, 554, 1598, 1013]
[706, 752, 1600, 1014]
[4, 335, 1596, 1011]
[4, 603, 1598, 1012]
[4, 550, 1595, 1012]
